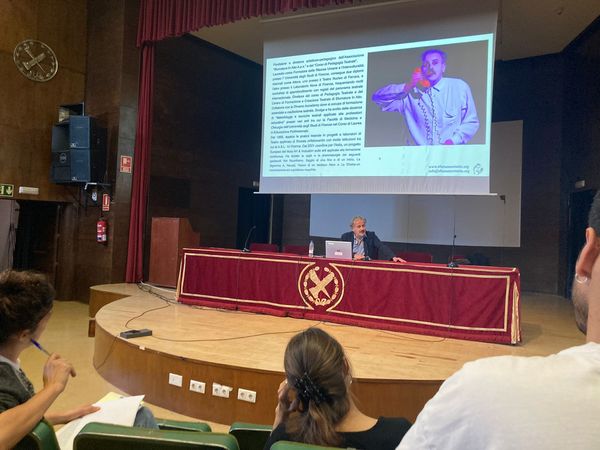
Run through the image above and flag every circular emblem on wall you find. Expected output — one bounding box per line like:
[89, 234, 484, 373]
[298, 263, 345, 309]
[13, 39, 58, 82]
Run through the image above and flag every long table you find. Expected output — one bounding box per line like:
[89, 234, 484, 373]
[177, 247, 521, 344]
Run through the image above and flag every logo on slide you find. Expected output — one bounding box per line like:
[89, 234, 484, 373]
[473, 164, 483, 175]
[298, 263, 345, 309]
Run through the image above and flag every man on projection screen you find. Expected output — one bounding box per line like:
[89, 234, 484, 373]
[372, 49, 479, 146]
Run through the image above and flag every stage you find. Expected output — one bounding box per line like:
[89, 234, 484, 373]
[92, 283, 584, 425]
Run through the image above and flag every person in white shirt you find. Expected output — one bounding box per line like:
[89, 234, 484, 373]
[372, 49, 479, 146]
[398, 192, 600, 450]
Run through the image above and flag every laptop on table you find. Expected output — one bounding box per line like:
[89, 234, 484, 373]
[325, 240, 353, 260]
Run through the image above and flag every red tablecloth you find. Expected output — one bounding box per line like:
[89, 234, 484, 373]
[177, 248, 521, 344]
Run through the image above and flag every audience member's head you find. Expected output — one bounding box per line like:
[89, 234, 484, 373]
[0, 270, 54, 345]
[573, 191, 600, 336]
[283, 327, 351, 446]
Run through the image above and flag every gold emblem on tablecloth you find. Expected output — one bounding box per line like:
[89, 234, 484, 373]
[298, 263, 344, 309]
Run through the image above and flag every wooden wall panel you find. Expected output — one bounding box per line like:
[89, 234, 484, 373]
[0, 0, 86, 203]
[148, 36, 262, 262]
[0, 0, 38, 54]
[94, 324, 441, 425]
[0, 0, 133, 301]
[61, 0, 141, 300]
[38, 0, 87, 74]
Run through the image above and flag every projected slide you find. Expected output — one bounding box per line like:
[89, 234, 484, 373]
[261, 34, 494, 194]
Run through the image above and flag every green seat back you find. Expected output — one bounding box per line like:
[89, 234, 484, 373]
[270, 441, 341, 450]
[74, 423, 239, 450]
[158, 418, 211, 432]
[229, 422, 272, 450]
[14, 419, 60, 450]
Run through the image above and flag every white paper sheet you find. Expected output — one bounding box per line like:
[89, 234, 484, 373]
[55, 394, 144, 450]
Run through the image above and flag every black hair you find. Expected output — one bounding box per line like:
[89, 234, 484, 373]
[0, 270, 54, 344]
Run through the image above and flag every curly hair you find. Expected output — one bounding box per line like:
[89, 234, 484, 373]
[0, 270, 54, 344]
[283, 328, 351, 446]
[350, 216, 366, 228]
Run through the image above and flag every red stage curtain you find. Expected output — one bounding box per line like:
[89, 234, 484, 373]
[126, 0, 351, 281]
[126, 43, 155, 282]
[136, 0, 352, 45]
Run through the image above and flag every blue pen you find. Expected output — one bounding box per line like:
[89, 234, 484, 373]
[30, 339, 51, 356]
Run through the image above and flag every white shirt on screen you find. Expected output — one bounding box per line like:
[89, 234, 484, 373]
[372, 77, 479, 146]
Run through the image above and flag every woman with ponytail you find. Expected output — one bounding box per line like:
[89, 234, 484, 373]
[264, 328, 411, 449]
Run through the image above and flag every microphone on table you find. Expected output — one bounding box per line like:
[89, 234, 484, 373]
[242, 225, 257, 253]
[447, 233, 459, 268]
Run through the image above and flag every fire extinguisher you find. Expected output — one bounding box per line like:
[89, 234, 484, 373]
[96, 217, 107, 243]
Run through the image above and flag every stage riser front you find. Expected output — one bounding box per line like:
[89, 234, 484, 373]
[94, 324, 441, 423]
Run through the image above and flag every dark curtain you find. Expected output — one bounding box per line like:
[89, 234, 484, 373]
[126, 0, 352, 282]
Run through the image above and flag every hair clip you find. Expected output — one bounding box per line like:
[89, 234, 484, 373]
[294, 372, 327, 406]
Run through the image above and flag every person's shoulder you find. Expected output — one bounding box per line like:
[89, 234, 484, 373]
[341, 231, 353, 240]
[375, 416, 412, 432]
[558, 342, 600, 359]
[442, 350, 585, 395]
[457, 353, 540, 378]
[0, 362, 16, 377]
[350, 417, 411, 449]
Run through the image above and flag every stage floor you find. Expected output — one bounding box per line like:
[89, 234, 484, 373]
[93, 283, 584, 424]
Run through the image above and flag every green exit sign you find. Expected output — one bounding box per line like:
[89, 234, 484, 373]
[0, 184, 14, 197]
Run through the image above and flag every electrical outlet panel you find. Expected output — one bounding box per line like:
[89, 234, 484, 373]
[168, 373, 183, 387]
[237, 388, 257, 403]
[212, 382, 232, 398]
[189, 379, 205, 393]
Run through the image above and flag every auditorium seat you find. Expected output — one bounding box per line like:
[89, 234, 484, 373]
[15, 418, 213, 450]
[282, 245, 309, 255]
[14, 419, 59, 450]
[250, 243, 279, 252]
[74, 423, 238, 450]
[397, 252, 433, 263]
[156, 419, 212, 432]
[270, 441, 341, 449]
[229, 422, 272, 450]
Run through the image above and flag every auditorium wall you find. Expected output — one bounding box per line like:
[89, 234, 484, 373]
[0, 1, 86, 203]
[67, 0, 140, 301]
[562, 17, 600, 191]
[3, 2, 598, 299]
[147, 35, 262, 272]
[0, 1, 87, 297]
[491, 54, 566, 294]
[0, 0, 140, 301]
